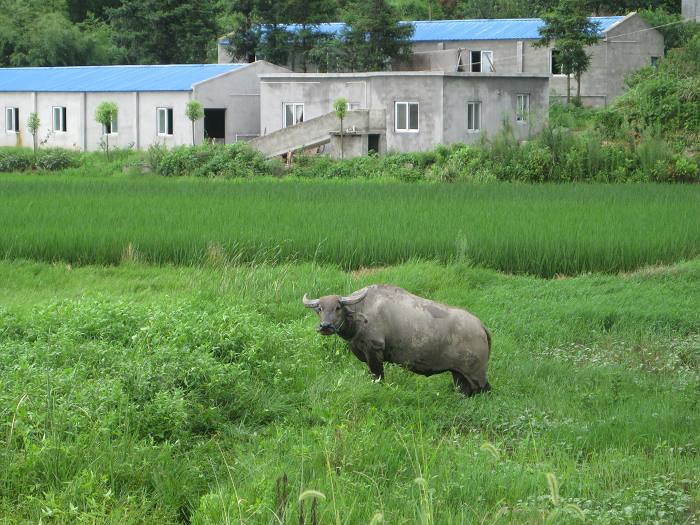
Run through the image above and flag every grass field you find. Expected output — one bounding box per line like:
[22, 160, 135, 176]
[1, 175, 700, 276]
[1, 258, 699, 524]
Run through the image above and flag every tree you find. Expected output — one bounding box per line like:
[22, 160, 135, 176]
[27, 112, 40, 160]
[535, 0, 601, 104]
[186, 100, 204, 145]
[95, 101, 118, 159]
[107, 0, 220, 64]
[341, 0, 415, 71]
[334, 97, 348, 160]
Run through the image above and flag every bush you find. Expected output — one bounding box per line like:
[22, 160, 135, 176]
[35, 148, 80, 171]
[157, 142, 273, 178]
[0, 147, 80, 172]
[0, 148, 34, 172]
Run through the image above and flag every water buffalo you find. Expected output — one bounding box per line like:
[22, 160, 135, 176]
[303, 284, 491, 396]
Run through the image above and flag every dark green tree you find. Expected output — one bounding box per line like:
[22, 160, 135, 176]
[222, 0, 260, 62]
[341, 0, 415, 71]
[108, 0, 220, 64]
[66, 0, 120, 22]
[535, 0, 601, 104]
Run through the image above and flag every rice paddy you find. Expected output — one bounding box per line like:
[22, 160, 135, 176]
[1, 174, 699, 276]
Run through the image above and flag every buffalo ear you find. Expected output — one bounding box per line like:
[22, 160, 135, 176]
[339, 288, 368, 306]
[302, 294, 320, 308]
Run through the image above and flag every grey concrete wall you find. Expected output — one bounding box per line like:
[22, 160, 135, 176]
[442, 76, 548, 144]
[596, 14, 664, 104]
[368, 75, 444, 153]
[259, 73, 444, 153]
[194, 60, 290, 143]
[136, 91, 192, 149]
[257, 72, 549, 157]
[683, 0, 700, 22]
[409, 15, 663, 106]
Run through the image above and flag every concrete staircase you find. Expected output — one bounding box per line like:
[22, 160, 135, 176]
[249, 109, 383, 158]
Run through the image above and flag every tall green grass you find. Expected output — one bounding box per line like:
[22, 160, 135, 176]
[1, 259, 699, 523]
[1, 175, 699, 276]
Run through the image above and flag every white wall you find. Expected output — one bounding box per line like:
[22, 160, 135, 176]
[0, 92, 34, 148]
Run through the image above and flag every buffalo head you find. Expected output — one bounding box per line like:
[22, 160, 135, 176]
[302, 288, 368, 335]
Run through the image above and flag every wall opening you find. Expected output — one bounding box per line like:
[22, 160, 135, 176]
[204, 108, 226, 143]
[368, 134, 380, 154]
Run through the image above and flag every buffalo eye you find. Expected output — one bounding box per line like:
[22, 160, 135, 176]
[335, 306, 341, 312]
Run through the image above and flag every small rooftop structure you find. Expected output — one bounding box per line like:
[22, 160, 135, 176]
[0, 64, 244, 92]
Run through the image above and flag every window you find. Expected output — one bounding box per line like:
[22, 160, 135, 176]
[5, 107, 18, 132]
[470, 50, 494, 73]
[467, 102, 481, 132]
[395, 102, 419, 132]
[551, 49, 565, 75]
[516, 94, 530, 122]
[651, 56, 660, 69]
[348, 102, 362, 110]
[103, 113, 118, 135]
[52, 106, 67, 132]
[283, 103, 304, 127]
[157, 107, 173, 135]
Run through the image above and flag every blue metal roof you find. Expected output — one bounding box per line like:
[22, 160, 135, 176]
[219, 16, 624, 45]
[0, 64, 245, 92]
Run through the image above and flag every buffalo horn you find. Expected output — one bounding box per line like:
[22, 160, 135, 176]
[302, 294, 320, 308]
[339, 288, 368, 306]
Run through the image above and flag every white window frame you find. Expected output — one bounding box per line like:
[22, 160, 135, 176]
[469, 50, 494, 73]
[395, 101, 419, 133]
[103, 113, 118, 135]
[551, 49, 566, 76]
[516, 94, 530, 123]
[5, 107, 19, 133]
[348, 102, 362, 110]
[157, 107, 173, 136]
[283, 102, 304, 128]
[52, 106, 67, 132]
[466, 101, 481, 132]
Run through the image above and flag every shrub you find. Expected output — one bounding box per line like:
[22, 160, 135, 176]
[157, 143, 272, 178]
[35, 148, 80, 171]
[0, 148, 34, 172]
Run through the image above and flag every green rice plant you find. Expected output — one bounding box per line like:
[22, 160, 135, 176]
[0, 176, 699, 276]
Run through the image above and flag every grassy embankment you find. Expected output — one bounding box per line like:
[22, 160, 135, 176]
[1, 175, 700, 276]
[0, 257, 699, 524]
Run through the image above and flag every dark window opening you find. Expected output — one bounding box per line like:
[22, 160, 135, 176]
[368, 134, 380, 154]
[470, 50, 481, 72]
[167, 108, 173, 135]
[551, 49, 565, 75]
[204, 108, 226, 142]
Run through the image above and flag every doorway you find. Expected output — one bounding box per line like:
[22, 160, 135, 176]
[368, 134, 380, 155]
[204, 108, 226, 143]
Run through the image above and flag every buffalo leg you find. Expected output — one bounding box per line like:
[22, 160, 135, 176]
[367, 354, 385, 381]
[452, 371, 490, 397]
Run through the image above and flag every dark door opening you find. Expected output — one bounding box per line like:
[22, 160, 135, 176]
[368, 134, 380, 155]
[204, 108, 226, 143]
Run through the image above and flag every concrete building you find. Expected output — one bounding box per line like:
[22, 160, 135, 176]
[250, 71, 549, 159]
[219, 13, 663, 107]
[683, 0, 700, 22]
[0, 61, 288, 151]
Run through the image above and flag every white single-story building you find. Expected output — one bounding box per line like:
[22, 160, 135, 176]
[0, 61, 288, 151]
